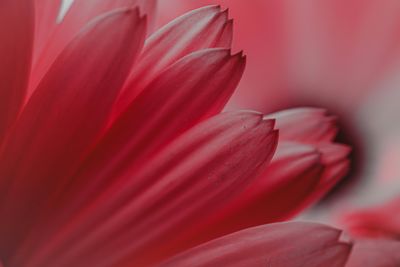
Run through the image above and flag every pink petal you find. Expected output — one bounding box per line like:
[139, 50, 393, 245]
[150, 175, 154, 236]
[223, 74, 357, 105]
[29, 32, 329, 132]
[174, 142, 323, 246]
[345, 239, 400, 267]
[266, 107, 338, 143]
[22, 112, 277, 267]
[63, 48, 245, 211]
[114, 5, 233, 116]
[161, 222, 351, 267]
[0, 9, 146, 260]
[0, 0, 34, 143]
[11, 47, 245, 267]
[30, 0, 154, 94]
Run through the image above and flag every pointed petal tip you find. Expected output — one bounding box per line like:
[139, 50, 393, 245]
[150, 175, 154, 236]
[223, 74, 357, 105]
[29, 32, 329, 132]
[220, 7, 229, 17]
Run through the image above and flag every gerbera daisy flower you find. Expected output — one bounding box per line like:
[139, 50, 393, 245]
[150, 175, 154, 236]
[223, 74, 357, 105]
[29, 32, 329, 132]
[0, 1, 351, 266]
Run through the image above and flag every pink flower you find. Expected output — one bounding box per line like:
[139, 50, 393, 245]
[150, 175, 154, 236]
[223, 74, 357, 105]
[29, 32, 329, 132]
[0, 1, 352, 267]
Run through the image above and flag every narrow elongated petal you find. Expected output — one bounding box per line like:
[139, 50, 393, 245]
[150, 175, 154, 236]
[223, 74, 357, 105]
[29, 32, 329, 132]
[30, 0, 152, 92]
[345, 239, 400, 267]
[0, 0, 34, 143]
[23, 112, 277, 267]
[11, 47, 245, 267]
[0, 9, 146, 260]
[64, 48, 245, 209]
[161, 222, 351, 267]
[114, 5, 233, 115]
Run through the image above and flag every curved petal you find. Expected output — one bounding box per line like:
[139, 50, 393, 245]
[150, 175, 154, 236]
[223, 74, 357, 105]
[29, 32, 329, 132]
[114, 5, 233, 116]
[0, 9, 146, 261]
[21, 112, 277, 267]
[64, 48, 245, 210]
[172, 142, 323, 247]
[345, 239, 400, 267]
[0, 0, 34, 143]
[30, 0, 151, 94]
[161, 222, 351, 267]
[11, 47, 245, 267]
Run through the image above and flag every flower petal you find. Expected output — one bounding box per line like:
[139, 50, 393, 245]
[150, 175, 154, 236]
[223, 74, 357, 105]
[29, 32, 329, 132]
[345, 239, 400, 267]
[173, 142, 325, 249]
[10, 47, 245, 267]
[114, 5, 233, 116]
[0, 0, 34, 143]
[66, 48, 245, 207]
[266, 107, 338, 143]
[33, 0, 62, 65]
[30, 0, 153, 94]
[161, 222, 351, 267]
[0, 9, 146, 260]
[23, 112, 277, 267]
[180, 108, 351, 244]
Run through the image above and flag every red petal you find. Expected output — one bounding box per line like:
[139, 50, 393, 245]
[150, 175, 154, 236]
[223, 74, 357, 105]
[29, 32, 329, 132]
[30, 0, 152, 94]
[161, 222, 351, 267]
[65, 48, 245, 208]
[22, 112, 277, 267]
[346, 239, 400, 267]
[0, 0, 34, 143]
[0, 9, 146, 260]
[177, 142, 323, 246]
[11, 48, 245, 267]
[114, 5, 233, 116]
[33, 0, 62, 65]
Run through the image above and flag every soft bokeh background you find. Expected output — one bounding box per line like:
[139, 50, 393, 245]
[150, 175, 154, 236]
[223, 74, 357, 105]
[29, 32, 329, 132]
[62, 0, 400, 223]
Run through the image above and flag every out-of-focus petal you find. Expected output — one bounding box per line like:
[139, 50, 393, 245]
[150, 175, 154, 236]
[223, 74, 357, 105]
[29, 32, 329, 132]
[115, 5, 233, 116]
[33, 0, 62, 65]
[161, 222, 351, 267]
[0, 0, 34, 143]
[30, 0, 153, 94]
[22, 112, 277, 267]
[0, 9, 146, 261]
[343, 197, 400, 238]
[345, 239, 400, 267]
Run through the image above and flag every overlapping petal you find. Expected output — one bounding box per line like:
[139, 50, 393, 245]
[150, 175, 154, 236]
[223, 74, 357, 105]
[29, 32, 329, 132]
[115, 5, 233, 116]
[61, 48, 245, 211]
[18, 111, 277, 267]
[30, 0, 155, 93]
[161, 222, 351, 267]
[0, 8, 146, 259]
